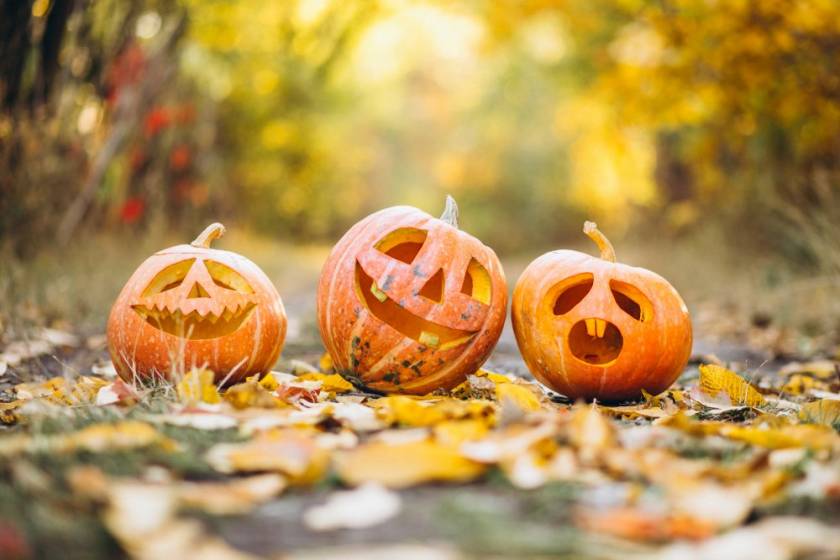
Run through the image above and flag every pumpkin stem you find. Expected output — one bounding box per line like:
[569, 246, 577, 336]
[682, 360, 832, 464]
[191, 223, 226, 248]
[583, 221, 616, 262]
[440, 195, 459, 228]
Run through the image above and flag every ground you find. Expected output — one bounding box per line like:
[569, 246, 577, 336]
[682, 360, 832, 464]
[1, 235, 839, 559]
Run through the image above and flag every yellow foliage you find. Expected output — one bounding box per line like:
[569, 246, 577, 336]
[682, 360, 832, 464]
[176, 369, 221, 405]
[335, 439, 485, 488]
[495, 382, 542, 413]
[799, 399, 840, 426]
[699, 364, 765, 408]
[297, 372, 354, 394]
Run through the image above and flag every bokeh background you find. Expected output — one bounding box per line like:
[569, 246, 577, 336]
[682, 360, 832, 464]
[2, 0, 840, 351]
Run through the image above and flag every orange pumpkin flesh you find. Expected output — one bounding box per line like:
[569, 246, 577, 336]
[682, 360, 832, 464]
[317, 196, 507, 394]
[512, 222, 692, 402]
[107, 223, 286, 384]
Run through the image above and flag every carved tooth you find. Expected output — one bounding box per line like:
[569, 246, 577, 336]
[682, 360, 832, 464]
[596, 319, 606, 338]
[419, 331, 440, 348]
[370, 281, 388, 303]
[585, 318, 597, 337]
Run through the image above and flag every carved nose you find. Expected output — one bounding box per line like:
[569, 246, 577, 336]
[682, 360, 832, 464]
[418, 268, 444, 303]
[186, 282, 211, 299]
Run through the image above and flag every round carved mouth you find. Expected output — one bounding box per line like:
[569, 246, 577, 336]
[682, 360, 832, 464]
[568, 318, 623, 365]
[132, 303, 256, 339]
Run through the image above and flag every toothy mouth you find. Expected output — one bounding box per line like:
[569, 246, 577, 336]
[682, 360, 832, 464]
[355, 262, 476, 349]
[568, 318, 623, 365]
[132, 303, 256, 339]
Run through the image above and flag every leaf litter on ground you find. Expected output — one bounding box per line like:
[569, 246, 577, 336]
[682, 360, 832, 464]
[0, 347, 839, 559]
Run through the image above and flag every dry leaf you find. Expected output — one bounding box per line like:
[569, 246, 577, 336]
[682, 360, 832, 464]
[303, 483, 401, 531]
[297, 372, 354, 394]
[698, 364, 765, 407]
[576, 507, 716, 542]
[495, 382, 542, 413]
[177, 368, 220, 405]
[799, 399, 840, 426]
[207, 428, 328, 483]
[335, 439, 485, 488]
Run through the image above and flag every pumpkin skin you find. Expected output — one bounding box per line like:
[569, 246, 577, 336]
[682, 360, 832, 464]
[511, 222, 691, 402]
[317, 197, 507, 394]
[107, 223, 286, 384]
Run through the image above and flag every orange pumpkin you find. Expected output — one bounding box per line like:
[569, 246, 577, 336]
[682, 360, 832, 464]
[511, 222, 692, 402]
[317, 196, 507, 394]
[107, 223, 286, 384]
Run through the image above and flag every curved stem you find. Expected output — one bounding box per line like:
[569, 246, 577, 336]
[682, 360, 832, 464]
[583, 221, 616, 262]
[440, 195, 459, 228]
[191, 222, 226, 248]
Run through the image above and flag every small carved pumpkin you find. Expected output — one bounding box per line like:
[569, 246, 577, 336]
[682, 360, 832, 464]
[512, 222, 692, 402]
[107, 223, 286, 384]
[317, 196, 507, 394]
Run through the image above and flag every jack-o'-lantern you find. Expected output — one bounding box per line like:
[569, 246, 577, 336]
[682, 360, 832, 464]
[107, 223, 286, 384]
[512, 222, 692, 402]
[317, 196, 507, 394]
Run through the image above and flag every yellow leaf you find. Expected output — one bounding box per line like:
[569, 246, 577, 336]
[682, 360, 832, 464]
[720, 424, 838, 450]
[297, 372, 354, 394]
[371, 395, 494, 427]
[207, 428, 328, 484]
[569, 403, 616, 453]
[319, 352, 334, 373]
[177, 369, 221, 405]
[495, 382, 541, 412]
[224, 379, 282, 409]
[66, 421, 176, 453]
[799, 399, 840, 426]
[699, 364, 765, 407]
[335, 439, 485, 488]
[259, 372, 280, 391]
[433, 419, 490, 447]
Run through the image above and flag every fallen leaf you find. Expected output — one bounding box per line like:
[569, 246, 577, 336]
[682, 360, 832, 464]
[495, 382, 542, 413]
[207, 428, 328, 484]
[799, 399, 840, 426]
[576, 507, 716, 542]
[297, 372, 354, 394]
[303, 483, 401, 531]
[177, 369, 220, 405]
[335, 439, 485, 488]
[698, 364, 765, 408]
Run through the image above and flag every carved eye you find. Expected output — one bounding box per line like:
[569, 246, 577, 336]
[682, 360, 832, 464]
[205, 260, 254, 293]
[610, 280, 653, 322]
[460, 258, 491, 304]
[375, 228, 427, 264]
[141, 259, 195, 296]
[552, 273, 593, 315]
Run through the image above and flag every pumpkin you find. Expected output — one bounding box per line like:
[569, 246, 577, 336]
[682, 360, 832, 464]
[511, 222, 692, 402]
[107, 223, 286, 384]
[317, 196, 507, 394]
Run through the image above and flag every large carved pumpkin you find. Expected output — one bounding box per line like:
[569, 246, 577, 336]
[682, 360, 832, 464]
[317, 197, 507, 394]
[512, 222, 692, 402]
[107, 223, 286, 384]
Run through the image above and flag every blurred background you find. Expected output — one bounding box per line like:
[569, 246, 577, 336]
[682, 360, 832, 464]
[2, 0, 840, 353]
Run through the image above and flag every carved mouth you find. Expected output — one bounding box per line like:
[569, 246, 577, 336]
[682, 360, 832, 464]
[132, 303, 256, 339]
[355, 262, 475, 349]
[568, 318, 623, 365]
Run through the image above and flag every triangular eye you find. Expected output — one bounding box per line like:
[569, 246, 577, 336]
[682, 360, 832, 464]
[419, 268, 444, 302]
[610, 280, 653, 322]
[552, 274, 593, 315]
[375, 228, 427, 264]
[460, 258, 491, 304]
[142, 259, 195, 296]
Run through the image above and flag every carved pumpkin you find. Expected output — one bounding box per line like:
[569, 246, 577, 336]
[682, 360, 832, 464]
[107, 223, 286, 384]
[317, 196, 507, 394]
[511, 222, 692, 402]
